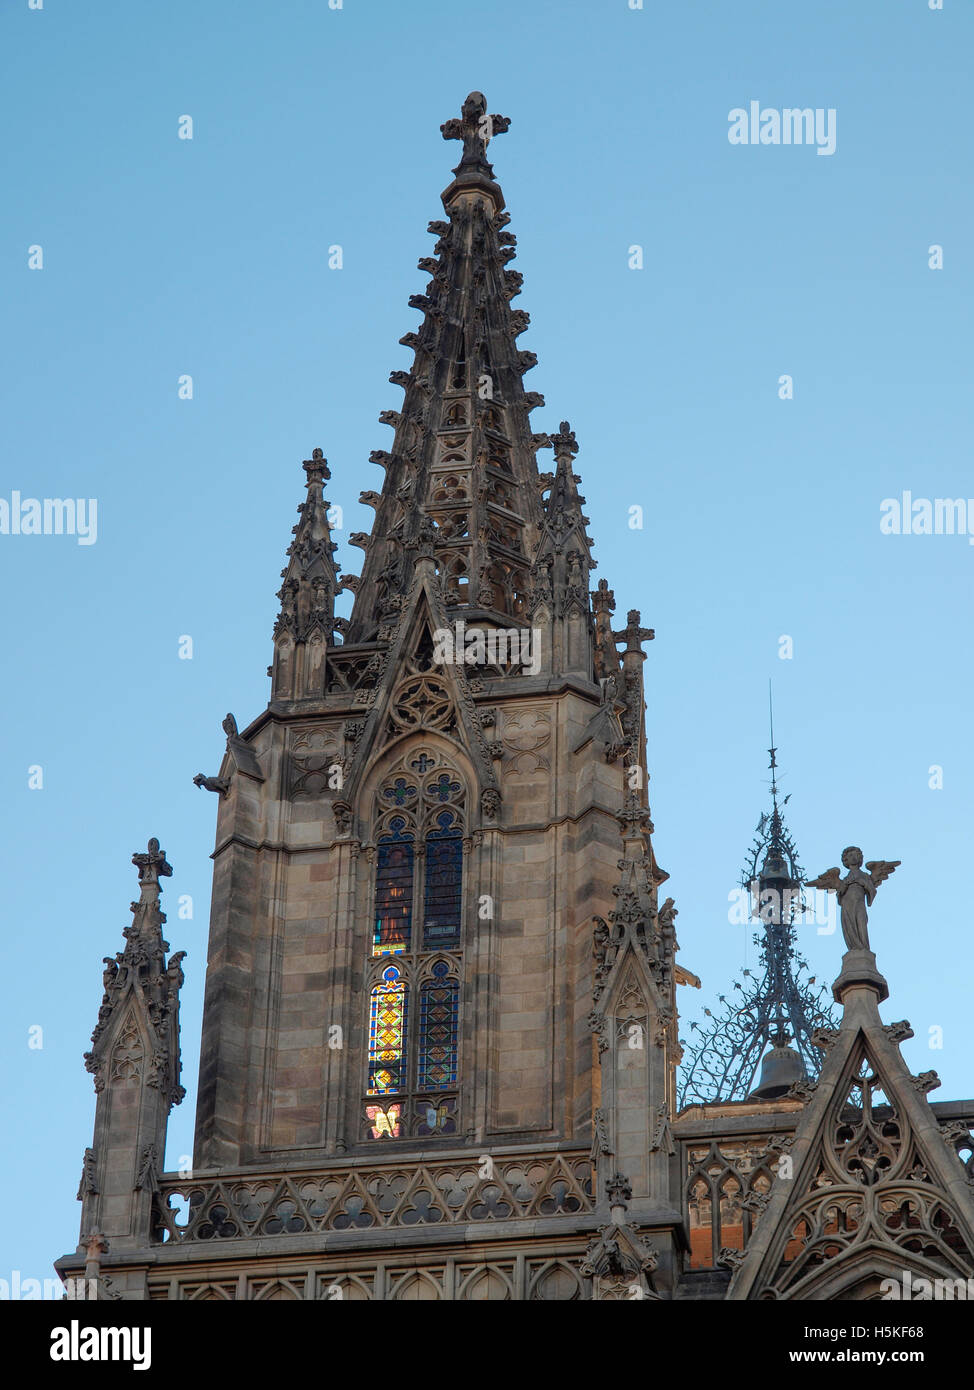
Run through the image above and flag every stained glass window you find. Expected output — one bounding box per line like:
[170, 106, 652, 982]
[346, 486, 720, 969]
[417, 1098, 457, 1136]
[423, 811, 462, 948]
[365, 764, 466, 1137]
[429, 773, 461, 803]
[418, 962, 459, 1090]
[365, 1102, 401, 1139]
[382, 777, 417, 807]
[373, 818, 413, 955]
[367, 966, 407, 1095]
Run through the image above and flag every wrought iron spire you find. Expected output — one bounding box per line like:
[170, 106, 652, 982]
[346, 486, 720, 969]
[677, 709, 837, 1106]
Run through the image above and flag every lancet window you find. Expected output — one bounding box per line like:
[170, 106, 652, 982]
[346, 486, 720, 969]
[363, 748, 465, 1141]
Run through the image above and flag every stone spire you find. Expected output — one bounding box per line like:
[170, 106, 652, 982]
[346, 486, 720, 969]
[78, 839, 185, 1267]
[343, 93, 549, 645]
[540, 422, 595, 553]
[270, 448, 342, 701]
[529, 422, 598, 678]
[592, 579, 621, 683]
[613, 608, 654, 774]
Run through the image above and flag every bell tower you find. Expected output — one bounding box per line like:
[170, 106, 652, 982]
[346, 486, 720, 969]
[56, 90, 974, 1307]
[190, 91, 670, 1179]
[58, 93, 692, 1302]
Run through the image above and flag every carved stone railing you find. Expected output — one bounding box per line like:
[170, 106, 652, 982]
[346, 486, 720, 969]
[683, 1136, 786, 1272]
[152, 1150, 593, 1245]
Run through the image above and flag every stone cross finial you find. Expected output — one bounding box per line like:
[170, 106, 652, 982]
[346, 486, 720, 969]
[550, 421, 579, 459]
[132, 838, 172, 891]
[807, 847, 900, 953]
[614, 609, 655, 653]
[441, 92, 510, 175]
[618, 788, 652, 838]
[592, 579, 615, 615]
[303, 449, 330, 488]
[606, 1173, 632, 1209]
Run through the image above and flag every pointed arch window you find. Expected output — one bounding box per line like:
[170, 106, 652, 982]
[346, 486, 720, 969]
[367, 965, 407, 1096]
[418, 962, 459, 1090]
[364, 755, 466, 1140]
[424, 810, 463, 948]
[373, 818, 413, 955]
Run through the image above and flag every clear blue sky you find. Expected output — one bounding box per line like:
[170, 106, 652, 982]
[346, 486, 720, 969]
[2, 0, 971, 1289]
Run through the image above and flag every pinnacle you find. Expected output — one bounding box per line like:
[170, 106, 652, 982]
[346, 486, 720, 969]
[538, 419, 595, 558]
[84, 838, 185, 1111]
[440, 91, 511, 209]
[342, 100, 551, 644]
[269, 449, 342, 687]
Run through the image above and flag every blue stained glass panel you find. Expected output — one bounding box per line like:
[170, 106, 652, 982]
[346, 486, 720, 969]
[429, 773, 461, 803]
[423, 812, 462, 948]
[382, 778, 417, 807]
[418, 976, 459, 1090]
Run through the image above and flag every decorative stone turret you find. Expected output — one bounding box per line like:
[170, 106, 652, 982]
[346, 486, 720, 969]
[588, 780, 694, 1291]
[530, 421, 597, 679]
[271, 449, 342, 702]
[69, 839, 185, 1295]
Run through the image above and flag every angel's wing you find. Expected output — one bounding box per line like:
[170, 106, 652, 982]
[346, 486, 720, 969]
[866, 859, 901, 887]
[806, 867, 842, 892]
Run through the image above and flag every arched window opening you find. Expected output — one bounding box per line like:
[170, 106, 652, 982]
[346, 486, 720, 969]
[424, 811, 463, 948]
[419, 963, 460, 1090]
[373, 818, 413, 955]
[363, 758, 467, 1140]
[367, 965, 407, 1097]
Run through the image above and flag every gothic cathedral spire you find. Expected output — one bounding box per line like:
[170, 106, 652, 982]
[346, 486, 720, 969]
[341, 93, 547, 646]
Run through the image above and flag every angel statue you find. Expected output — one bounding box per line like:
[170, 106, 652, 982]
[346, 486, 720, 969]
[807, 846, 900, 952]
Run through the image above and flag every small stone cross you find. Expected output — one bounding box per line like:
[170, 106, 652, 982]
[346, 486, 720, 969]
[441, 92, 510, 173]
[303, 449, 330, 488]
[614, 609, 655, 653]
[550, 421, 579, 459]
[132, 838, 172, 890]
